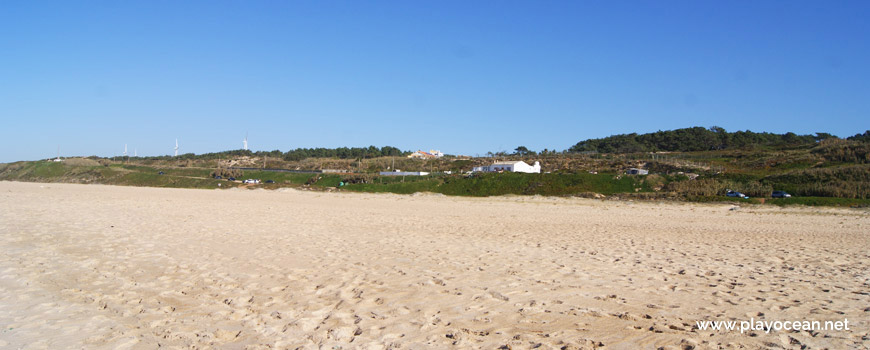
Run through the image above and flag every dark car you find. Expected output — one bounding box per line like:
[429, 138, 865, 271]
[771, 191, 792, 198]
[265, 180, 275, 184]
[228, 177, 236, 181]
[215, 175, 222, 179]
[158, 171, 165, 175]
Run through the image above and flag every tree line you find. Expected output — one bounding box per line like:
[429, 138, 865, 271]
[281, 146, 405, 161]
[119, 127, 870, 161]
[135, 146, 409, 162]
[566, 127, 867, 153]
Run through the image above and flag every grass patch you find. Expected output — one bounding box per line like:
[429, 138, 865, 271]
[343, 172, 645, 197]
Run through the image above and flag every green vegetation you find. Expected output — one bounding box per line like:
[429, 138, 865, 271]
[0, 161, 335, 190]
[240, 171, 332, 185]
[340, 172, 645, 197]
[282, 146, 405, 161]
[847, 130, 870, 142]
[127, 145, 410, 162]
[568, 126, 836, 153]
[3, 127, 868, 207]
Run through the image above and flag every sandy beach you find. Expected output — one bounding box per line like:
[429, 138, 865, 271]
[0, 181, 868, 349]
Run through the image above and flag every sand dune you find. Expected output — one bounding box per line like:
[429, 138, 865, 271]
[1, 181, 868, 349]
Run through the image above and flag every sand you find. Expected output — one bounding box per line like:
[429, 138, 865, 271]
[0, 181, 868, 349]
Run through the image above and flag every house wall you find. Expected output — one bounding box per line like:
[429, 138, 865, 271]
[474, 161, 541, 173]
[513, 161, 541, 173]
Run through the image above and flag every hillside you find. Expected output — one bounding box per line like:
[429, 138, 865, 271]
[2, 128, 868, 207]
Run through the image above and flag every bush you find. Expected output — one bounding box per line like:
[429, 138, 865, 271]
[762, 165, 870, 199]
[664, 178, 772, 197]
[643, 174, 666, 191]
[211, 167, 243, 179]
[812, 139, 870, 163]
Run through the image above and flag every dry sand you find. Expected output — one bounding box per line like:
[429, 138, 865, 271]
[0, 181, 868, 349]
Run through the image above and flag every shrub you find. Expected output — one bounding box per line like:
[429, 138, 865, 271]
[210, 167, 243, 179]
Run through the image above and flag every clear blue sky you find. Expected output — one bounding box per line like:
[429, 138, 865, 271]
[1, 1, 868, 162]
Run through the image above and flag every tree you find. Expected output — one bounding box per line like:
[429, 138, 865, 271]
[848, 131, 870, 142]
[709, 126, 726, 134]
[514, 146, 534, 156]
[813, 132, 837, 142]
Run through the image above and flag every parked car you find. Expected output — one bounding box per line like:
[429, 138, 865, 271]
[771, 191, 792, 198]
[215, 175, 222, 179]
[157, 171, 165, 175]
[264, 180, 275, 184]
[726, 190, 747, 198]
[244, 179, 260, 184]
[228, 177, 236, 181]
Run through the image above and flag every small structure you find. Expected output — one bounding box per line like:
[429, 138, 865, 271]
[408, 150, 444, 159]
[379, 170, 430, 176]
[626, 168, 649, 175]
[473, 161, 541, 173]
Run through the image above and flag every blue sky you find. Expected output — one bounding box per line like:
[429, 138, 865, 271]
[1, 1, 868, 162]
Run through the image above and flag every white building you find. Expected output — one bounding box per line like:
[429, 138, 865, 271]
[473, 161, 541, 173]
[407, 150, 444, 159]
[379, 170, 430, 176]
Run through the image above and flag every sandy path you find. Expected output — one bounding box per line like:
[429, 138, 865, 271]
[0, 181, 868, 349]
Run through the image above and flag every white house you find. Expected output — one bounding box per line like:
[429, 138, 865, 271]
[473, 161, 541, 173]
[407, 150, 444, 159]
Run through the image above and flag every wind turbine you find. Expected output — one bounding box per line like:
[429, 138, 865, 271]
[243, 132, 248, 151]
[174, 139, 179, 157]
